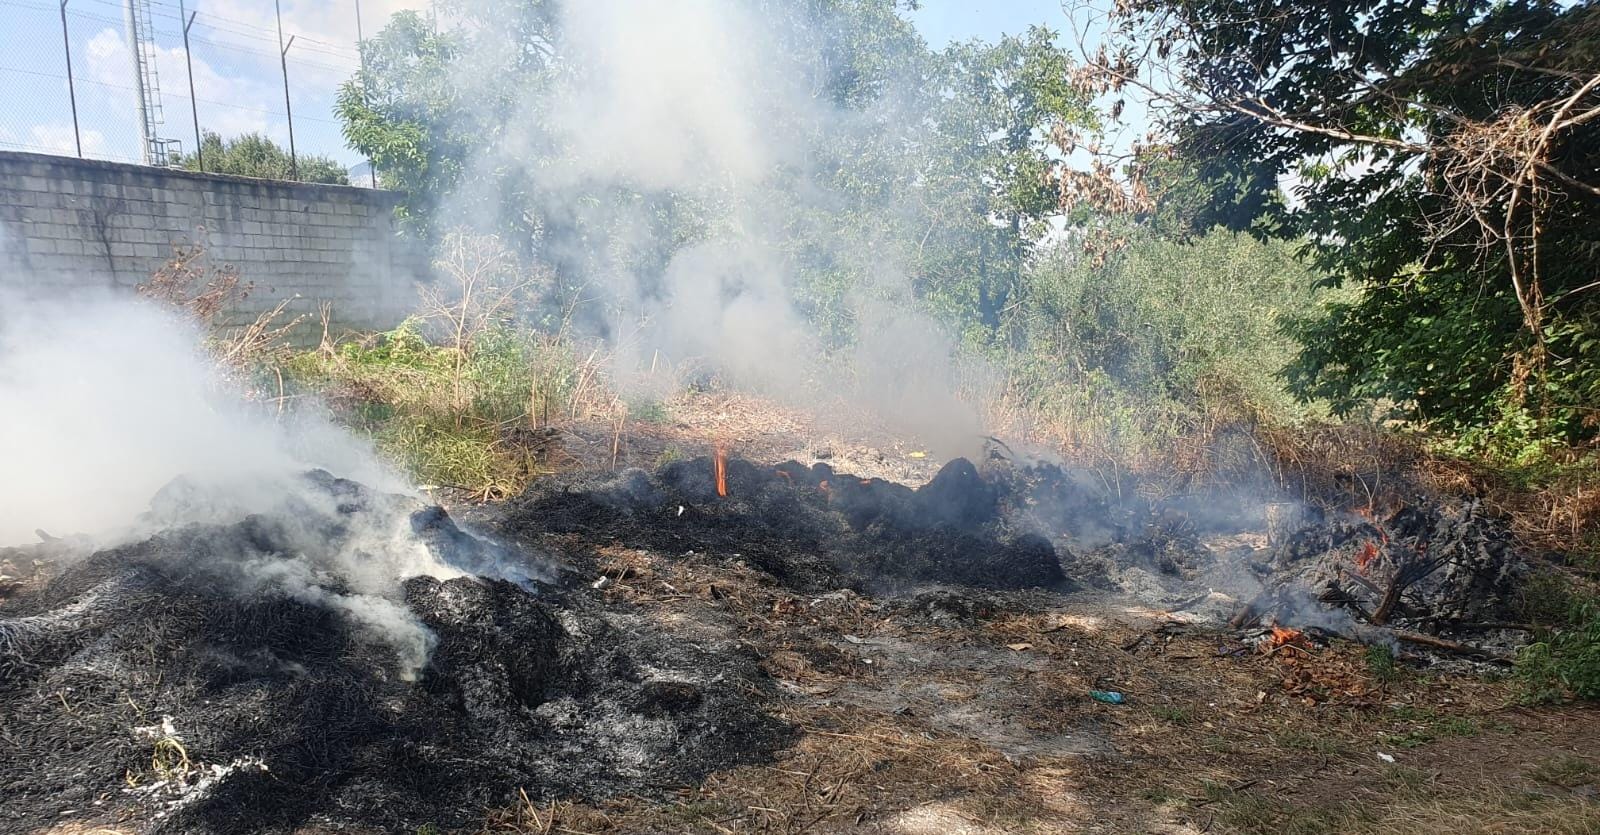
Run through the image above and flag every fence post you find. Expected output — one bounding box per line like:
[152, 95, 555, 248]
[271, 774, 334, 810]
[58, 1, 81, 157]
[356, 0, 376, 187]
[275, 0, 298, 179]
[180, 1, 201, 170]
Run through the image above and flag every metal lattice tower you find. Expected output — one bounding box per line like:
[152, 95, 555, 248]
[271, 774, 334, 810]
[125, 0, 178, 165]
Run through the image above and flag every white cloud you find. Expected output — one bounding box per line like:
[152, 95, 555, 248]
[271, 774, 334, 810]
[25, 123, 110, 157]
[199, 0, 428, 54]
[84, 27, 273, 145]
[185, 0, 428, 89]
[85, 28, 132, 89]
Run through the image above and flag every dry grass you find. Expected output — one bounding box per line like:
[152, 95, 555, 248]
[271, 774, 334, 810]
[1208, 779, 1600, 835]
[464, 529, 1600, 835]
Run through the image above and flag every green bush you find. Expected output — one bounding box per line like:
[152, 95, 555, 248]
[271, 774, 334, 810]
[285, 320, 610, 498]
[1517, 595, 1600, 702]
[992, 227, 1337, 473]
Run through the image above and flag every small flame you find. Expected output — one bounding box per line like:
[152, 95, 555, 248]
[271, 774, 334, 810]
[1265, 623, 1307, 653]
[1356, 506, 1392, 544]
[714, 444, 728, 497]
[1355, 540, 1380, 574]
[818, 479, 830, 494]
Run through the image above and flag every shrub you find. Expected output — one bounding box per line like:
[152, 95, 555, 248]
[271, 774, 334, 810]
[1517, 595, 1600, 702]
[287, 320, 614, 498]
[989, 227, 1338, 485]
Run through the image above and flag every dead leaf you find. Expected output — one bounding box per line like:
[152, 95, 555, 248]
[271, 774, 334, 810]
[1007, 642, 1034, 652]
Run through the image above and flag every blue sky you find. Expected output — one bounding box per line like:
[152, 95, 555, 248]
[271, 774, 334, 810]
[908, 0, 1073, 46]
[0, 1, 1086, 169]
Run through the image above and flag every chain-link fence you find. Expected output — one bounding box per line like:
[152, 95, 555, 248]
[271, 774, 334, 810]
[0, 0, 374, 185]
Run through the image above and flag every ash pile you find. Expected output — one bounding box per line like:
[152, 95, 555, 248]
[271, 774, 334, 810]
[1053, 479, 1534, 659]
[0, 471, 786, 834]
[496, 455, 1069, 593]
[499, 452, 1536, 661]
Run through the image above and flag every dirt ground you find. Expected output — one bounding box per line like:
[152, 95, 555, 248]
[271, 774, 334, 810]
[462, 392, 1600, 835]
[19, 391, 1598, 835]
[465, 544, 1598, 835]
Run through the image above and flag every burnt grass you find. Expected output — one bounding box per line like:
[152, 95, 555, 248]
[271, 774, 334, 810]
[0, 474, 790, 834]
[495, 455, 1073, 594]
[0, 455, 1543, 833]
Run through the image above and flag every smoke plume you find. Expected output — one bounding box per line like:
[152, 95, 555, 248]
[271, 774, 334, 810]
[437, 0, 989, 458]
[0, 294, 483, 677]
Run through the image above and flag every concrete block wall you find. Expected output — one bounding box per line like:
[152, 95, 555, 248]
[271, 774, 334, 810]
[0, 151, 427, 335]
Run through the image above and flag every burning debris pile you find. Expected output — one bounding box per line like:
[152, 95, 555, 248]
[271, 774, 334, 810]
[500, 450, 1535, 663]
[497, 455, 1068, 593]
[0, 472, 786, 834]
[1232, 499, 1531, 657]
[0, 445, 1544, 831]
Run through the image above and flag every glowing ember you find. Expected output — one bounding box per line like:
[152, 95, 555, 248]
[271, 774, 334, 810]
[818, 479, 830, 494]
[1355, 540, 1380, 574]
[714, 444, 728, 497]
[1356, 506, 1392, 544]
[1264, 623, 1308, 653]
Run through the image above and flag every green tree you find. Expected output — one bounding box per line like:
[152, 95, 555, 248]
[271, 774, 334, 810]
[337, 6, 554, 237]
[338, 2, 1096, 349]
[176, 131, 349, 185]
[1095, 0, 1600, 444]
[916, 27, 1097, 338]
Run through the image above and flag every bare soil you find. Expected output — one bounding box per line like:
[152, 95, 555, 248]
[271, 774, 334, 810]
[6, 391, 1596, 834]
[462, 392, 1600, 834]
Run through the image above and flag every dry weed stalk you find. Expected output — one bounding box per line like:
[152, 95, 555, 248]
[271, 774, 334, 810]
[138, 232, 301, 385]
[420, 230, 542, 424]
[421, 230, 540, 355]
[137, 231, 249, 324]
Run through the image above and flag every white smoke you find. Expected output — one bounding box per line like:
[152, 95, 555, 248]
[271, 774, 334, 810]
[440, 0, 989, 458]
[0, 294, 400, 545]
[0, 292, 470, 678]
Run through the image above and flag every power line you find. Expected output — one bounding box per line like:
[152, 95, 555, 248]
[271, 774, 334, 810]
[1, 0, 371, 172]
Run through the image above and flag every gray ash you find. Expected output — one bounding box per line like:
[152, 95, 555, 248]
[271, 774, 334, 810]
[1244, 498, 1529, 635]
[0, 473, 788, 834]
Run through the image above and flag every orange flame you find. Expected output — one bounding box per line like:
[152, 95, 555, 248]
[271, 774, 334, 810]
[1355, 540, 1380, 574]
[818, 479, 830, 494]
[1265, 623, 1307, 653]
[714, 445, 728, 497]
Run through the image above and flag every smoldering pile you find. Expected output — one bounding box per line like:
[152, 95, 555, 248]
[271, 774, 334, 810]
[498, 452, 1536, 663]
[0, 471, 787, 834]
[496, 455, 1070, 593]
[1044, 478, 1533, 661]
[1231, 499, 1532, 659]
